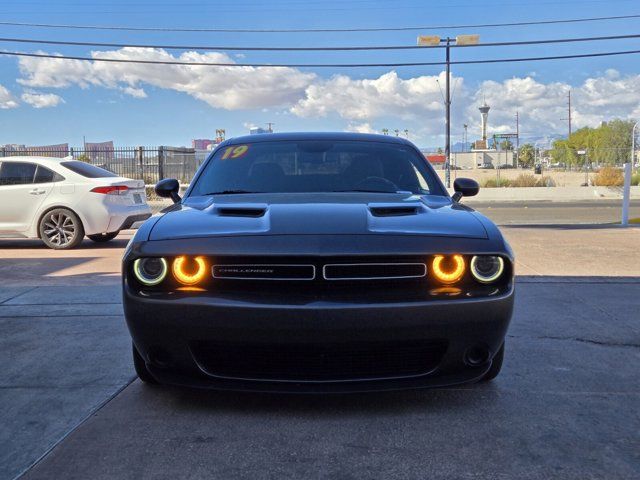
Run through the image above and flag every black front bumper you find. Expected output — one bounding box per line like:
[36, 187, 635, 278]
[123, 282, 514, 393]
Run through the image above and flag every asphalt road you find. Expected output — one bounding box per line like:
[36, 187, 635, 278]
[2, 280, 638, 480]
[1, 227, 639, 479]
[468, 199, 640, 225]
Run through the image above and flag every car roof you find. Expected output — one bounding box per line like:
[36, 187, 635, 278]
[221, 131, 415, 147]
[0, 155, 72, 165]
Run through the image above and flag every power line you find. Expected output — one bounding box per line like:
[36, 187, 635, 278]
[0, 14, 639, 33]
[1, 33, 639, 51]
[2, 48, 640, 67]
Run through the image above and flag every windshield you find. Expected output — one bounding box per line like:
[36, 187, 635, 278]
[189, 140, 445, 196]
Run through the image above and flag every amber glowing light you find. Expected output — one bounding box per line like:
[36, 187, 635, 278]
[172, 256, 208, 285]
[431, 255, 465, 284]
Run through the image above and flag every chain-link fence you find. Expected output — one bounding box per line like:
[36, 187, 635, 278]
[0, 146, 211, 184]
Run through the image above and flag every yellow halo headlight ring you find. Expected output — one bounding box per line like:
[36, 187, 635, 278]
[431, 254, 466, 284]
[172, 256, 208, 285]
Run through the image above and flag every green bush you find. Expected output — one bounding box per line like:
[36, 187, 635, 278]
[632, 173, 640, 186]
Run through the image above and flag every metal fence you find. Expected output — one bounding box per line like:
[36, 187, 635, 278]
[0, 146, 211, 184]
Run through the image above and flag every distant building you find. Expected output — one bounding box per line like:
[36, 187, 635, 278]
[85, 140, 114, 161]
[451, 151, 514, 169]
[192, 139, 215, 150]
[25, 143, 69, 157]
[0, 144, 26, 153]
[249, 127, 271, 135]
[424, 154, 446, 168]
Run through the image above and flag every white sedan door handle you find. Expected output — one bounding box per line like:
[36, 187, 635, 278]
[29, 188, 46, 195]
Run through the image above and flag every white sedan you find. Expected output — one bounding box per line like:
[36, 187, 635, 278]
[0, 156, 151, 249]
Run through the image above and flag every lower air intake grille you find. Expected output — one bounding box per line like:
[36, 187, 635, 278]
[323, 262, 426, 280]
[190, 340, 447, 382]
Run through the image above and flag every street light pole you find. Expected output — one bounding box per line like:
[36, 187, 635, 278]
[417, 34, 479, 190]
[445, 37, 451, 189]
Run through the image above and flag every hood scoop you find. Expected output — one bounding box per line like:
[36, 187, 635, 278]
[369, 204, 423, 217]
[215, 205, 267, 218]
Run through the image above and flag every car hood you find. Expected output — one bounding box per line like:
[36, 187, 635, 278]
[148, 193, 487, 241]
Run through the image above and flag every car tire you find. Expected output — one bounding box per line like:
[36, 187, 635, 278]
[132, 343, 159, 384]
[479, 341, 504, 382]
[39, 208, 85, 250]
[88, 231, 119, 243]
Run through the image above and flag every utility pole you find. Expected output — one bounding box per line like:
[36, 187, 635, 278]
[568, 90, 572, 138]
[463, 124, 468, 152]
[266, 122, 275, 133]
[515, 111, 520, 167]
[444, 37, 451, 188]
[417, 33, 479, 189]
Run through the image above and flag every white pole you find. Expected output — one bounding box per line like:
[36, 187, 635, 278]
[622, 121, 638, 226]
[621, 162, 632, 226]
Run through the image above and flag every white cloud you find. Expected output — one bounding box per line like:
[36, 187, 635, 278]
[13, 50, 640, 142]
[0, 84, 18, 109]
[21, 91, 64, 108]
[345, 122, 376, 134]
[471, 72, 640, 138]
[291, 71, 451, 128]
[18, 48, 315, 110]
[121, 86, 147, 98]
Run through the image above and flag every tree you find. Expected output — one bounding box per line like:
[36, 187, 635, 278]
[518, 144, 535, 168]
[549, 118, 635, 167]
[437, 147, 443, 155]
[499, 139, 513, 151]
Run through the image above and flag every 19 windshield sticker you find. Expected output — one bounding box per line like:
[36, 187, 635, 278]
[220, 145, 249, 159]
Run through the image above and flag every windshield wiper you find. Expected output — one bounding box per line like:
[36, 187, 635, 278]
[203, 190, 264, 195]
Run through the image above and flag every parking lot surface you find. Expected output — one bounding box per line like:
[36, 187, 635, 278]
[1, 226, 639, 479]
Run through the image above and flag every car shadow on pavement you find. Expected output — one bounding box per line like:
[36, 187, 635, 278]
[0, 238, 130, 250]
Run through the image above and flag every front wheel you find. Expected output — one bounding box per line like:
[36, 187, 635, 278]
[132, 343, 158, 384]
[39, 208, 84, 249]
[88, 231, 119, 243]
[479, 342, 504, 382]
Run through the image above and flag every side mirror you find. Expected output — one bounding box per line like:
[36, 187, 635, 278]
[155, 178, 181, 203]
[452, 178, 479, 203]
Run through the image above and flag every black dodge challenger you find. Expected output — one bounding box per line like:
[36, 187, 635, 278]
[123, 132, 514, 392]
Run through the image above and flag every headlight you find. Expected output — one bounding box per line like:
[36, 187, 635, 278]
[431, 254, 465, 284]
[133, 257, 168, 286]
[470, 255, 504, 283]
[172, 255, 208, 285]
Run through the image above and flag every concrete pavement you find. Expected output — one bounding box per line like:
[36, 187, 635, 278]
[1, 226, 639, 479]
[15, 279, 640, 480]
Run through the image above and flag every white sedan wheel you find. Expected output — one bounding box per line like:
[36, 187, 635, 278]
[39, 208, 85, 249]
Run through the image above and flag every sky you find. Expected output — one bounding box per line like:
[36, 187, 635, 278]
[0, 0, 639, 149]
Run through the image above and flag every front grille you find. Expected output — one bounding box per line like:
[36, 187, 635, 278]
[323, 262, 426, 280]
[190, 340, 447, 382]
